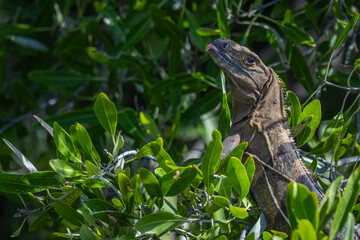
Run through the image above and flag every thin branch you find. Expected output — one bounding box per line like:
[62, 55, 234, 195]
[324, 79, 360, 91]
[235, 0, 281, 18]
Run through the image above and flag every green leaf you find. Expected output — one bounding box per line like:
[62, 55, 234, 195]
[160, 167, 197, 196]
[247, 212, 267, 240]
[289, 45, 314, 93]
[135, 212, 186, 235]
[310, 111, 347, 156]
[132, 138, 176, 172]
[94, 93, 117, 137]
[226, 157, 250, 200]
[319, 176, 343, 231]
[94, 1, 125, 36]
[216, 0, 230, 38]
[168, 39, 181, 75]
[204, 196, 230, 214]
[218, 93, 231, 138]
[354, 58, 360, 68]
[0, 173, 41, 193]
[9, 36, 48, 52]
[71, 123, 100, 163]
[28, 70, 105, 87]
[297, 219, 317, 240]
[286, 182, 319, 231]
[28, 188, 82, 231]
[329, 167, 360, 240]
[196, 27, 220, 36]
[86, 199, 116, 212]
[333, 13, 359, 51]
[292, 116, 312, 138]
[201, 130, 223, 187]
[118, 172, 133, 210]
[280, 22, 315, 46]
[10, 218, 27, 237]
[139, 112, 160, 138]
[130, 173, 141, 205]
[121, 17, 151, 51]
[218, 142, 247, 175]
[53, 122, 82, 163]
[49, 159, 85, 178]
[85, 160, 101, 176]
[182, 89, 222, 121]
[296, 100, 321, 147]
[22, 171, 60, 187]
[185, 10, 206, 52]
[262, 231, 273, 240]
[54, 200, 84, 227]
[34, 115, 53, 136]
[3, 138, 37, 173]
[80, 224, 100, 240]
[244, 156, 255, 183]
[286, 91, 301, 128]
[139, 168, 163, 208]
[118, 108, 147, 143]
[230, 206, 248, 219]
[217, 175, 232, 201]
[344, 213, 355, 240]
[151, 6, 183, 46]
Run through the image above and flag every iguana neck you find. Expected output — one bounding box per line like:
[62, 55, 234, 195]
[229, 69, 320, 189]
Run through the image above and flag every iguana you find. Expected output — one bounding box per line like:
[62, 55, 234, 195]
[206, 38, 329, 236]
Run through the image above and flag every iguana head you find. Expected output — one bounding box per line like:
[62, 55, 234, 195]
[207, 37, 274, 122]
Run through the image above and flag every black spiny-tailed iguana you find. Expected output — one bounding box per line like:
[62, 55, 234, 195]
[207, 37, 337, 237]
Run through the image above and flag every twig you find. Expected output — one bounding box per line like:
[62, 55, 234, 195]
[323, 79, 360, 91]
[235, 0, 281, 18]
[102, 150, 138, 176]
[0, 112, 33, 134]
[298, 149, 330, 166]
[14, 192, 70, 218]
[174, 227, 198, 239]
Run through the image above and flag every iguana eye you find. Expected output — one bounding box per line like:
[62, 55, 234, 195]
[245, 57, 256, 65]
[221, 42, 229, 49]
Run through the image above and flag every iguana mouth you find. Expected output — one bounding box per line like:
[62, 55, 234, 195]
[206, 43, 245, 73]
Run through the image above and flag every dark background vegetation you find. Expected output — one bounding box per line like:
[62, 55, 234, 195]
[0, 0, 359, 238]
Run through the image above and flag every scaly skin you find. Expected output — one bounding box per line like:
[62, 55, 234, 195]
[206, 38, 326, 235]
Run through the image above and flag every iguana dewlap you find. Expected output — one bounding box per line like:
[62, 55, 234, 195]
[206, 38, 326, 235]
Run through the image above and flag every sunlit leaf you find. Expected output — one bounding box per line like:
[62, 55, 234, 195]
[94, 93, 117, 137]
[286, 182, 319, 231]
[333, 13, 359, 50]
[53, 122, 82, 163]
[296, 100, 321, 147]
[201, 130, 223, 188]
[135, 212, 186, 235]
[230, 206, 248, 219]
[287, 91, 301, 128]
[204, 196, 229, 214]
[226, 157, 250, 200]
[218, 142, 247, 175]
[54, 200, 84, 227]
[280, 22, 316, 46]
[139, 168, 163, 208]
[3, 139, 37, 173]
[319, 176, 343, 231]
[49, 159, 85, 178]
[216, 0, 230, 38]
[160, 167, 197, 196]
[329, 167, 360, 239]
[139, 112, 160, 138]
